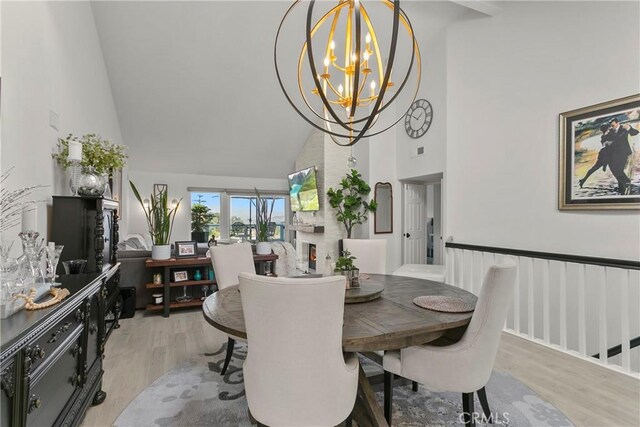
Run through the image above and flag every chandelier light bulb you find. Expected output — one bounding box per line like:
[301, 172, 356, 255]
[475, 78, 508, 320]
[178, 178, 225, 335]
[351, 52, 357, 64]
[330, 40, 336, 50]
[338, 84, 344, 95]
[365, 32, 372, 44]
[323, 57, 330, 67]
[363, 51, 370, 61]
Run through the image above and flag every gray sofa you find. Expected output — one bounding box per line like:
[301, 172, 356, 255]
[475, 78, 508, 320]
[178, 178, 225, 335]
[118, 247, 211, 309]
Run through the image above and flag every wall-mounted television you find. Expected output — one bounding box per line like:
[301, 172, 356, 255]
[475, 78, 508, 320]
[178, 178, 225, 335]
[288, 166, 320, 212]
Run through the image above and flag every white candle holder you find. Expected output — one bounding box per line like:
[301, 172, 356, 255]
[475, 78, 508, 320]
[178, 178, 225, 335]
[69, 160, 81, 196]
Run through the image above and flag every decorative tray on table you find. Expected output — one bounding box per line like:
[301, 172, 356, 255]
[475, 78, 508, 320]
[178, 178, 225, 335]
[345, 281, 384, 304]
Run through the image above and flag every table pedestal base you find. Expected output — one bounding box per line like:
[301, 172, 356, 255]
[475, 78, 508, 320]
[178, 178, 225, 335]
[352, 364, 389, 427]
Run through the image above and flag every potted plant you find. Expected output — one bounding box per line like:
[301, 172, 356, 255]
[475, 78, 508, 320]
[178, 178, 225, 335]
[191, 203, 215, 243]
[334, 250, 360, 288]
[326, 169, 377, 238]
[129, 181, 181, 260]
[253, 188, 275, 255]
[53, 134, 127, 196]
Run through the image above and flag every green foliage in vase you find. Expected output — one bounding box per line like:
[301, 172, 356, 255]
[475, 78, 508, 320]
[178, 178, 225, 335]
[129, 181, 181, 246]
[252, 188, 275, 242]
[53, 134, 127, 176]
[334, 250, 357, 272]
[326, 169, 377, 238]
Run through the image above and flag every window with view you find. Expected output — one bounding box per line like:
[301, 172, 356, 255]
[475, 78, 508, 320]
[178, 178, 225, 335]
[189, 191, 287, 243]
[190, 193, 221, 241]
[229, 195, 286, 243]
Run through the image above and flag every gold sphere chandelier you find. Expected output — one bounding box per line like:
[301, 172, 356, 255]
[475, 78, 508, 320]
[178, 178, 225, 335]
[275, 0, 421, 146]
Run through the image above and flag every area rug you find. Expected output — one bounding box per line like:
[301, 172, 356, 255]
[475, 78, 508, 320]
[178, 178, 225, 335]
[114, 343, 574, 426]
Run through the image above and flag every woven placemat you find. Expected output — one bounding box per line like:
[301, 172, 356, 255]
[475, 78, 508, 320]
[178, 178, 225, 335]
[413, 295, 474, 313]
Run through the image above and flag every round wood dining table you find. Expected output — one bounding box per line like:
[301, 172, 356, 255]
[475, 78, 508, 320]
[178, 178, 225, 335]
[202, 274, 477, 427]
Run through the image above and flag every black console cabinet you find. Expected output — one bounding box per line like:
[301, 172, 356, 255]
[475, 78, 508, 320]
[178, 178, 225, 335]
[0, 265, 120, 427]
[52, 196, 119, 275]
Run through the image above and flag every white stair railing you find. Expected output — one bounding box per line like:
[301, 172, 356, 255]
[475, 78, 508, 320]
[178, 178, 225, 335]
[445, 242, 640, 378]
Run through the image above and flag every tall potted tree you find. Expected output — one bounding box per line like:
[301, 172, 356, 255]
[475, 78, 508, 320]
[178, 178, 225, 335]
[253, 188, 275, 255]
[326, 169, 377, 238]
[130, 181, 181, 260]
[191, 203, 215, 243]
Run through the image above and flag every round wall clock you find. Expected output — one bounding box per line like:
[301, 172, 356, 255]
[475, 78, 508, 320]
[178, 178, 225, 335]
[404, 99, 433, 139]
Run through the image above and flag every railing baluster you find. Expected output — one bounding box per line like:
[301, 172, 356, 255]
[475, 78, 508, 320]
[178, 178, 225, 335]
[460, 250, 465, 291]
[469, 251, 474, 293]
[599, 267, 608, 364]
[514, 256, 521, 333]
[559, 262, 567, 351]
[528, 257, 534, 338]
[543, 259, 550, 344]
[621, 269, 631, 371]
[578, 264, 587, 356]
[479, 253, 484, 296]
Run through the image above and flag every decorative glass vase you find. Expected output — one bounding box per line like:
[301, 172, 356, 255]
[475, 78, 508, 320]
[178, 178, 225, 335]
[0, 241, 20, 303]
[45, 244, 64, 286]
[17, 231, 46, 289]
[78, 167, 106, 197]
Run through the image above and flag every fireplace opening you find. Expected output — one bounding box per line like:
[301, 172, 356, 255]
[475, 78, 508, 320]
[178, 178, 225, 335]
[308, 243, 317, 271]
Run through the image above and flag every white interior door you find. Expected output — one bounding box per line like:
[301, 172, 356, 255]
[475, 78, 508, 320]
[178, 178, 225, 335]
[403, 183, 426, 264]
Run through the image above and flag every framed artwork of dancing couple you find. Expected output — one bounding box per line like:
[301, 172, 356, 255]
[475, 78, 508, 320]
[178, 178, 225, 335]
[559, 94, 640, 210]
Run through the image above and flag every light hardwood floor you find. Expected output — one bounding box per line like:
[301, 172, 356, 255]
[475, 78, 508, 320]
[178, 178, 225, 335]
[82, 309, 640, 427]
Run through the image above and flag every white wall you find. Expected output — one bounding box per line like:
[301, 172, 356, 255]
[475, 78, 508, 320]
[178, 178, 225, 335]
[396, 29, 448, 181]
[126, 171, 288, 244]
[446, 1, 640, 260]
[1, 2, 122, 250]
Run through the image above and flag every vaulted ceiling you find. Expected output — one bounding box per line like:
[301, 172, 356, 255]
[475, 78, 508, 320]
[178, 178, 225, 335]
[92, 1, 471, 179]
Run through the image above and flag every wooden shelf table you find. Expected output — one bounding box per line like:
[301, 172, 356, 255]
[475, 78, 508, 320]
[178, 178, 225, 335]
[145, 253, 278, 317]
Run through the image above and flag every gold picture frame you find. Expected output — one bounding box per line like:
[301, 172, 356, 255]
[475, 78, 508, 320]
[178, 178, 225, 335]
[559, 94, 640, 210]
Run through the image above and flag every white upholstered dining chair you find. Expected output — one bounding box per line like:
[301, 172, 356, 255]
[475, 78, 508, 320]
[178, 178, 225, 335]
[239, 273, 359, 427]
[209, 242, 256, 375]
[342, 238, 387, 274]
[382, 261, 517, 426]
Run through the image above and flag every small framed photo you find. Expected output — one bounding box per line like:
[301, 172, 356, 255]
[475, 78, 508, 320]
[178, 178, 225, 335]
[175, 241, 198, 258]
[559, 94, 640, 210]
[173, 271, 188, 282]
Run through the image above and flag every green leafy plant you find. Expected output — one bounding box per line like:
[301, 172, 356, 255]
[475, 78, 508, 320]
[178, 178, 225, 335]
[334, 250, 357, 272]
[252, 189, 275, 242]
[129, 181, 181, 245]
[53, 134, 127, 176]
[327, 169, 377, 238]
[191, 203, 216, 233]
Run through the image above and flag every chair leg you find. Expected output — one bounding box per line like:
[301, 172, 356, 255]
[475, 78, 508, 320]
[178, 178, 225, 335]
[384, 371, 393, 425]
[476, 387, 492, 423]
[220, 337, 235, 375]
[461, 392, 475, 427]
[345, 414, 352, 427]
[412, 381, 419, 392]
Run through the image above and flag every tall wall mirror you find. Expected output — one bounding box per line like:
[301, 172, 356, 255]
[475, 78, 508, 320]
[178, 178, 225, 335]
[374, 182, 393, 234]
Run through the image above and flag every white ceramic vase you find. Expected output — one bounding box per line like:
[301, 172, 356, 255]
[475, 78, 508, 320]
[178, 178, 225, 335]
[152, 244, 171, 260]
[256, 241, 272, 255]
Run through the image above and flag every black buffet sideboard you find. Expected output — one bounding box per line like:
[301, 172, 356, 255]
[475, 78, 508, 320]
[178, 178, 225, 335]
[0, 264, 120, 427]
[52, 196, 119, 275]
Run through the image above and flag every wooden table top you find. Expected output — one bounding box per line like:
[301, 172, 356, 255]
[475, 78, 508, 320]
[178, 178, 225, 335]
[202, 274, 477, 352]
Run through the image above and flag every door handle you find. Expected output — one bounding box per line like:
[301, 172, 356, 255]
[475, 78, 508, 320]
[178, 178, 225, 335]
[404, 233, 411, 238]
